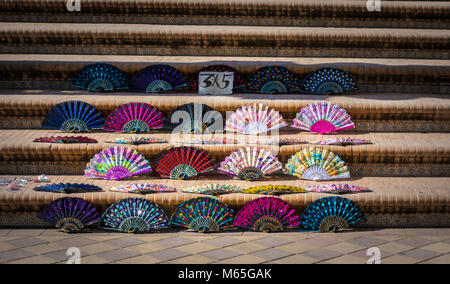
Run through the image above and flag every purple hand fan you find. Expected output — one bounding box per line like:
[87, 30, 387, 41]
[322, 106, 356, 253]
[103, 102, 165, 133]
[233, 197, 300, 232]
[38, 197, 101, 233]
[131, 65, 188, 93]
[84, 146, 152, 180]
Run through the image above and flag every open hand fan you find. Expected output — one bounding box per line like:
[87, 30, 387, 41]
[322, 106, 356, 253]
[84, 146, 152, 180]
[189, 64, 245, 91]
[102, 198, 169, 233]
[170, 197, 234, 232]
[177, 138, 234, 145]
[168, 103, 223, 134]
[225, 103, 287, 135]
[71, 63, 129, 92]
[153, 146, 215, 179]
[218, 147, 282, 181]
[34, 183, 102, 194]
[300, 196, 366, 232]
[108, 137, 167, 145]
[110, 184, 177, 194]
[312, 137, 372, 146]
[182, 184, 242, 196]
[104, 102, 165, 133]
[285, 147, 350, 181]
[38, 197, 101, 233]
[301, 68, 358, 94]
[33, 136, 98, 144]
[306, 184, 371, 194]
[233, 197, 300, 232]
[248, 137, 305, 146]
[42, 101, 104, 132]
[292, 102, 355, 134]
[245, 66, 300, 94]
[242, 185, 305, 195]
[131, 65, 188, 93]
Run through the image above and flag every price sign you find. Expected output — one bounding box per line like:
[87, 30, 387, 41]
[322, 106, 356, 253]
[198, 72, 234, 95]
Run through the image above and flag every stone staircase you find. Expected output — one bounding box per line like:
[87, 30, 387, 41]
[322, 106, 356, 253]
[0, 0, 448, 228]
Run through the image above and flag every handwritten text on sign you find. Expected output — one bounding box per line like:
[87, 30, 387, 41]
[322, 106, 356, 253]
[199, 72, 234, 95]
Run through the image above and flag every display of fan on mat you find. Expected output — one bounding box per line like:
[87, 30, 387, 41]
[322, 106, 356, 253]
[103, 102, 165, 133]
[245, 66, 301, 94]
[189, 64, 246, 91]
[285, 147, 350, 181]
[225, 103, 287, 135]
[218, 147, 283, 181]
[110, 184, 177, 194]
[242, 185, 305, 195]
[33, 136, 98, 144]
[170, 197, 235, 233]
[107, 137, 167, 145]
[292, 102, 355, 134]
[71, 63, 129, 92]
[38, 197, 101, 233]
[233, 197, 300, 232]
[34, 183, 103, 194]
[248, 137, 305, 146]
[131, 64, 188, 93]
[84, 146, 152, 180]
[300, 196, 366, 232]
[306, 184, 372, 194]
[176, 137, 234, 145]
[311, 137, 372, 146]
[42, 101, 105, 132]
[182, 184, 242, 196]
[301, 68, 358, 95]
[153, 146, 215, 179]
[102, 198, 169, 233]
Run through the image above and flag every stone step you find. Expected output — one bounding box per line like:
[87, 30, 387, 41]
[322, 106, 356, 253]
[0, 130, 448, 177]
[0, 175, 448, 227]
[0, 0, 448, 29]
[0, 23, 448, 59]
[1, 55, 449, 94]
[0, 91, 448, 121]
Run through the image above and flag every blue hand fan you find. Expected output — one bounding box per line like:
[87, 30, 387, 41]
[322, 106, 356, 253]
[71, 63, 129, 92]
[245, 66, 301, 94]
[170, 197, 234, 233]
[34, 183, 103, 194]
[300, 196, 366, 232]
[102, 198, 169, 233]
[42, 101, 105, 132]
[301, 68, 358, 94]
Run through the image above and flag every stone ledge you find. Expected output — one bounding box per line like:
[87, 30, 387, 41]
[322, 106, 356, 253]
[0, 176, 447, 218]
[0, 23, 448, 58]
[0, 55, 448, 93]
[0, 0, 448, 30]
[0, 91, 448, 119]
[0, 130, 448, 163]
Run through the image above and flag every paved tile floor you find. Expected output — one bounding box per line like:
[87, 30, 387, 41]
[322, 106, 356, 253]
[0, 228, 449, 264]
